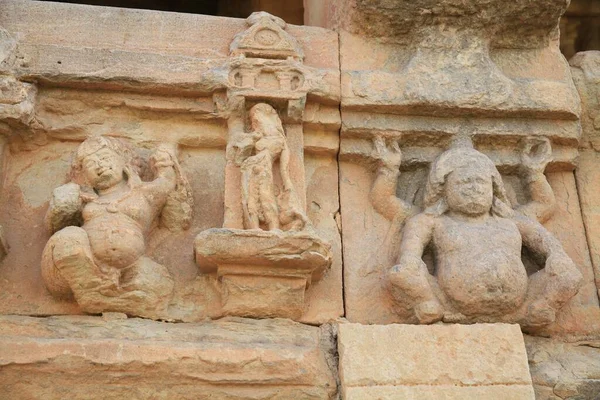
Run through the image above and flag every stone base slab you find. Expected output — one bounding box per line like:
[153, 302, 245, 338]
[0, 315, 337, 400]
[338, 323, 535, 400]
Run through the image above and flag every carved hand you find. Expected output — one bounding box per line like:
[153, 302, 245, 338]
[371, 135, 402, 170]
[151, 146, 176, 169]
[521, 137, 552, 174]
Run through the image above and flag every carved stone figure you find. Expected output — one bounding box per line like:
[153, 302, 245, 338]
[196, 103, 331, 319]
[230, 103, 307, 231]
[41, 136, 193, 318]
[370, 136, 583, 329]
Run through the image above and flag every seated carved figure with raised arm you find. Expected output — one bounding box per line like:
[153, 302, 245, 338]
[41, 136, 193, 318]
[370, 136, 582, 329]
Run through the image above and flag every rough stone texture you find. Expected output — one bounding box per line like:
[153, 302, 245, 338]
[571, 51, 600, 303]
[378, 141, 582, 330]
[195, 228, 332, 319]
[338, 323, 535, 399]
[0, 1, 343, 324]
[40, 136, 192, 319]
[334, 0, 600, 338]
[526, 335, 600, 399]
[0, 315, 338, 399]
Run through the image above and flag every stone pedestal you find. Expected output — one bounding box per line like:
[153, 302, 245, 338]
[338, 323, 535, 400]
[195, 228, 332, 319]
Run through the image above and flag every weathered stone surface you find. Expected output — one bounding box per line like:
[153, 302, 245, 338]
[0, 1, 343, 325]
[338, 323, 535, 399]
[335, 0, 597, 338]
[0, 1, 339, 102]
[526, 335, 600, 399]
[195, 228, 332, 319]
[0, 315, 338, 399]
[308, 0, 568, 48]
[571, 51, 600, 300]
[40, 136, 192, 319]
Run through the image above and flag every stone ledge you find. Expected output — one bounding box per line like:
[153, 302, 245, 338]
[0, 315, 338, 400]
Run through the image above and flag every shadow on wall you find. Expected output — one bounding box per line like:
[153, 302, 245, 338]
[560, 0, 599, 59]
[37, 0, 305, 25]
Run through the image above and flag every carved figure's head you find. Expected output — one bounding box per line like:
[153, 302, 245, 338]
[423, 147, 513, 218]
[72, 136, 141, 191]
[249, 103, 284, 136]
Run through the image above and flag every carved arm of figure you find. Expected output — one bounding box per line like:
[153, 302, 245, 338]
[369, 136, 415, 222]
[146, 144, 193, 231]
[515, 214, 583, 328]
[45, 182, 90, 233]
[228, 128, 262, 167]
[144, 145, 178, 204]
[388, 213, 443, 323]
[516, 137, 556, 224]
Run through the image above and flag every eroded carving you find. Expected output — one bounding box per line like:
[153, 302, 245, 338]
[41, 136, 192, 318]
[229, 103, 307, 231]
[370, 136, 582, 329]
[196, 103, 331, 319]
[194, 13, 332, 320]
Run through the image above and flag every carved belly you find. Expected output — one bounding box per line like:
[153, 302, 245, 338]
[84, 214, 145, 269]
[437, 252, 528, 316]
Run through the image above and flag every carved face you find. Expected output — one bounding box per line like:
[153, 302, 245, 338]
[82, 147, 126, 190]
[445, 166, 493, 216]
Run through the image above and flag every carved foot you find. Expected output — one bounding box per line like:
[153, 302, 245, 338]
[414, 300, 444, 324]
[522, 300, 556, 328]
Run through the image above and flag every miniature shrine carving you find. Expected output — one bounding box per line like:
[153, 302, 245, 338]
[194, 12, 332, 320]
[41, 136, 193, 318]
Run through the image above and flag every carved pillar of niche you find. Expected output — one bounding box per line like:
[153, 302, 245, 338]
[196, 12, 331, 320]
[0, 27, 38, 261]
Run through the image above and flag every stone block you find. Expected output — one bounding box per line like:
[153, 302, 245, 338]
[0, 315, 338, 400]
[338, 323, 535, 399]
[526, 335, 600, 399]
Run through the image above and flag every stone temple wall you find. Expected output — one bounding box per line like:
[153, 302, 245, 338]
[0, 1, 600, 399]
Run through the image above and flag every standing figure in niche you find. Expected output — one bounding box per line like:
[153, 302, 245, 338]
[230, 103, 307, 231]
[370, 136, 582, 329]
[41, 136, 193, 318]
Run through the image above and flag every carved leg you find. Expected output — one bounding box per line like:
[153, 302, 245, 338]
[388, 257, 443, 324]
[521, 255, 583, 328]
[43, 226, 120, 312]
[119, 256, 174, 315]
[41, 228, 76, 298]
[258, 170, 279, 231]
[242, 166, 262, 229]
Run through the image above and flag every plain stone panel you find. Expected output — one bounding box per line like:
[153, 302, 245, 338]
[344, 385, 535, 400]
[338, 323, 534, 399]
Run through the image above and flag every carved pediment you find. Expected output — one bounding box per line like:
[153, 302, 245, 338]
[230, 12, 304, 61]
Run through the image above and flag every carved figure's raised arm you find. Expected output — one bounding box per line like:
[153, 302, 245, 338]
[144, 145, 178, 205]
[369, 136, 415, 222]
[516, 137, 556, 223]
[227, 123, 261, 167]
[44, 182, 85, 233]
